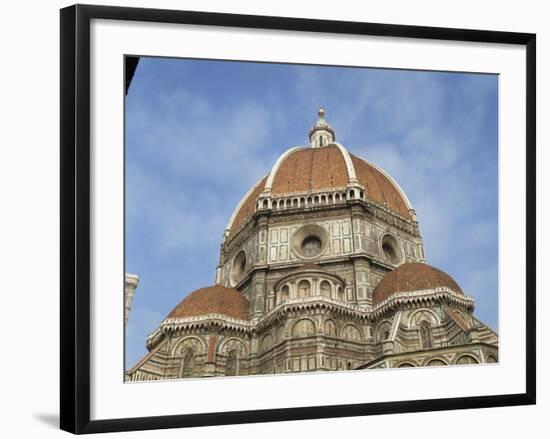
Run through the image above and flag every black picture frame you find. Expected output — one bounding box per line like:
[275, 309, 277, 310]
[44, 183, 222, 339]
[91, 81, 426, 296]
[60, 4, 536, 434]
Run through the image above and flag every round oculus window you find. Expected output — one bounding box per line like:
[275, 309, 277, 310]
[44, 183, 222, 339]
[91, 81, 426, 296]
[230, 250, 247, 285]
[292, 224, 328, 259]
[301, 235, 322, 257]
[381, 234, 402, 265]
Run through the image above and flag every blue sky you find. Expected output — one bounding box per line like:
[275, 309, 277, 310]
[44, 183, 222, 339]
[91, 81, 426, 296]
[125, 57, 498, 369]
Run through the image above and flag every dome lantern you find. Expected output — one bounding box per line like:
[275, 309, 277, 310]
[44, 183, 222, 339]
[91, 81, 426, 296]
[309, 107, 335, 147]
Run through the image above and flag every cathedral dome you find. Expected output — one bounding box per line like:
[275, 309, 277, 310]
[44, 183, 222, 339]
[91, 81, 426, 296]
[372, 262, 463, 305]
[225, 109, 413, 239]
[167, 285, 250, 321]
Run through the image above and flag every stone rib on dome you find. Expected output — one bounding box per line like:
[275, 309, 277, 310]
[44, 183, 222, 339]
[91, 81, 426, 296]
[271, 145, 349, 194]
[372, 262, 463, 306]
[228, 175, 267, 237]
[167, 285, 250, 321]
[350, 154, 411, 218]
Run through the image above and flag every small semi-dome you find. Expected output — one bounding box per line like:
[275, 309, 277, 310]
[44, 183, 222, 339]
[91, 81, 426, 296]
[372, 262, 463, 305]
[167, 285, 250, 321]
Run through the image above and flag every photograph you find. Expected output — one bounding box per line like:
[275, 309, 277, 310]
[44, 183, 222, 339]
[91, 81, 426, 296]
[123, 57, 499, 381]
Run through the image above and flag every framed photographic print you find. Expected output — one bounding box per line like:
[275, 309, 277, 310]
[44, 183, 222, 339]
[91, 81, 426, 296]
[60, 4, 536, 434]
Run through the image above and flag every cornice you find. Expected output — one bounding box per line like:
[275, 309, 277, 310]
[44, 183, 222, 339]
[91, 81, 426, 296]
[149, 288, 474, 342]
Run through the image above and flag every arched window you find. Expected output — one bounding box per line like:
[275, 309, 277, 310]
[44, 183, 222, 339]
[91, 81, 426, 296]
[377, 322, 392, 343]
[226, 350, 239, 376]
[342, 324, 362, 341]
[337, 286, 344, 301]
[298, 280, 311, 297]
[397, 362, 415, 368]
[180, 349, 195, 378]
[279, 285, 290, 303]
[292, 318, 316, 338]
[262, 199, 268, 209]
[426, 359, 447, 367]
[320, 280, 331, 298]
[324, 319, 337, 337]
[260, 333, 274, 353]
[419, 321, 433, 349]
[456, 355, 479, 365]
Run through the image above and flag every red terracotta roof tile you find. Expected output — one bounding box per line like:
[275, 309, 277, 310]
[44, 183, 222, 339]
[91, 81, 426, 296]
[350, 154, 410, 218]
[227, 146, 412, 238]
[168, 285, 250, 320]
[271, 145, 349, 194]
[228, 176, 267, 236]
[373, 262, 463, 305]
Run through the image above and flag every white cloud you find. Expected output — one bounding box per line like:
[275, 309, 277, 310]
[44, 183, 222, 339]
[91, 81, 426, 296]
[126, 86, 289, 256]
[127, 88, 281, 186]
